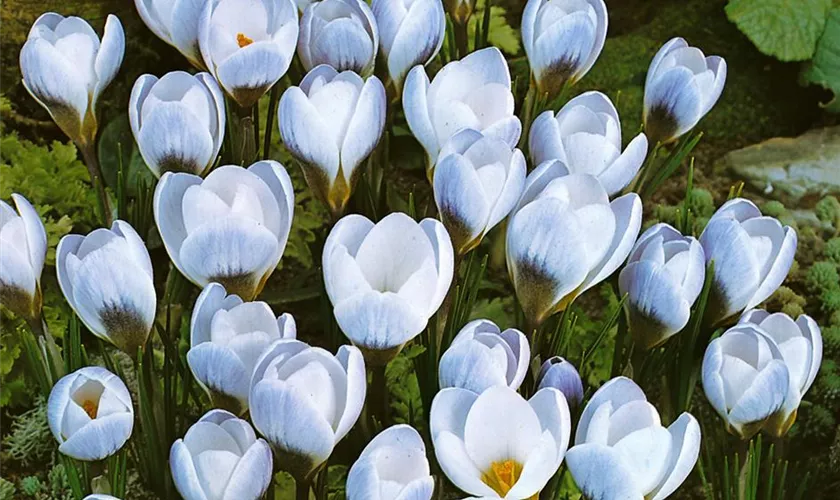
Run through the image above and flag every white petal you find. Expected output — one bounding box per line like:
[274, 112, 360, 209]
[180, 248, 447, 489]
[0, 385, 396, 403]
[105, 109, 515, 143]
[222, 439, 273, 500]
[59, 413, 134, 461]
[334, 291, 428, 350]
[418, 218, 454, 317]
[430, 387, 477, 440]
[335, 344, 367, 442]
[566, 444, 644, 500]
[154, 172, 203, 275]
[341, 76, 387, 178]
[648, 413, 701, 500]
[170, 439, 209, 500]
[402, 66, 438, 164]
[578, 193, 642, 293]
[216, 41, 292, 107]
[279, 85, 341, 186]
[744, 226, 796, 311]
[386, 0, 445, 86]
[138, 101, 216, 176]
[434, 153, 491, 253]
[92, 15, 125, 103]
[188, 343, 250, 405]
[575, 376, 646, 445]
[598, 133, 648, 196]
[11, 193, 47, 281]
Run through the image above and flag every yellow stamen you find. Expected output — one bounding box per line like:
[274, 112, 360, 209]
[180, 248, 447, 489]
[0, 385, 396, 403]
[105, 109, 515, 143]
[482, 460, 522, 497]
[82, 399, 98, 419]
[236, 33, 254, 48]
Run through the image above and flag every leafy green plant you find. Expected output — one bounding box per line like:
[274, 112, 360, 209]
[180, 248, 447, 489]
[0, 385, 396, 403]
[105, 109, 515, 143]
[1, 396, 53, 466]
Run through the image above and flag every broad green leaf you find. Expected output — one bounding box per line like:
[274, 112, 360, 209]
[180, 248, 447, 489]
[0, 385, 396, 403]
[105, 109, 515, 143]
[803, 7, 840, 111]
[726, 0, 831, 61]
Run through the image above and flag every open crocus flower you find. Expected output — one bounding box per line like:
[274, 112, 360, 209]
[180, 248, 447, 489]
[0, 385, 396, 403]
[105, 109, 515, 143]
[566, 377, 701, 500]
[20, 13, 124, 147]
[506, 170, 642, 325]
[619, 223, 705, 349]
[438, 319, 530, 394]
[198, 0, 298, 108]
[346, 425, 435, 500]
[323, 213, 453, 364]
[528, 91, 648, 196]
[434, 129, 526, 254]
[430, 385, 571, 499]
[521, 0, 608, 99]
[135, 0, 208, 68]
[48, 367, 133, 461]
[188, 283, 296, 414]
[403, 47, 520, 171]
[278, 65, 386, 217]
[57, 221, 155, 356]
[0, 194, 46, 323]
[644, 37, 727, 144]
[702, 324, 790, 439]
[299, 0, 379, 75]
[129, 71, 226, 177]
[699, 198, 797, 326]
[249, 340, 366, 480]
[154, 161, 294, 301]
[536, 357, 584, 409]
[739, 309, 823, 436]
[170, 409, 273, 500]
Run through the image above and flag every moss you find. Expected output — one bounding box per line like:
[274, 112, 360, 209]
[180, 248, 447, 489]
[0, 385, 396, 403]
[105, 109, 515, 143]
[768, 285, 808, 317]
[825, 238, 840, 264]
[825, 325, 840, 355]
[816, 196, 840, 228]
[806, 261, 840, 293]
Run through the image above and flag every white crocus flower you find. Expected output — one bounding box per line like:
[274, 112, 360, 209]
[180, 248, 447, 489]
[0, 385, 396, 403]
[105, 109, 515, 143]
[135, 0, 209, 68]
[188, 283, 296, 414]
[506, 169, 642, 325]
[566, 377, 701, 500]
[434, 129, 526, 254]
[198, 0, 298, 108]
[739, 309, 823, 436]
[346, 425, 435, 500]
[154, 161, 294, 301]
[48, 367, 133, 461]
[249, 339, 366, 480]
[619, 223, 705, 349]
[372, 0, 446, 90]
[702, 324, 791, 439]
[278, 65, 386, 217]
[536, 357, 584, 409]
[299, 0, 379, 75]
[438, 319, 530, 394]
[403, 47, 521, 171]
[699, 198, 797, 326]
[84, 495, 120, 500]
[0, 194, 47, 323]
[644, 37, 727, 144]
[521, 0, 608, 99]
[20, 13, 124, 147]
[431, 385, 571, 499]
[529, 91, 648, 196]
[57, 221, 155, 356]
[323, 213, 454, 364]
[170, 409, 273, 500]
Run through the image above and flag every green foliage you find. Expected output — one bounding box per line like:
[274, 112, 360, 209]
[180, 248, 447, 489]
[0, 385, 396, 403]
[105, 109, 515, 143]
[806, 261, 840, 293]
[470, 296, 516, 328]
[386, 343, 424, 428]
[0, 478, 15, 500]
[1, 396, 53, 467]
[651, 187, 715, 235]
[804, 8, 840, 111]
[19, 477, 42, 497]
[825, 238, 840, 264]
[767, 286, 808, 319]
[280, 166, 328, 270]
[0, 324, 27, 407]
[472, 0, 520, 55]
[816, 195, 840, 228]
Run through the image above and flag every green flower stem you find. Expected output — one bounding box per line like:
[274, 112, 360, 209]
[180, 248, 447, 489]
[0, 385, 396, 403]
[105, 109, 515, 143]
[79, 142, 113, 226]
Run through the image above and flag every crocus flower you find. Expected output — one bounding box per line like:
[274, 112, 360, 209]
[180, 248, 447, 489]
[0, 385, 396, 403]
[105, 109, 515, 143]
[154, 161, 294, 301]
[430, 385, 571, 499]
[299, 0, 379, 75]
[278, 65, 386, 217]
[0, 194, 46, 323]
[438, 319, 530, 394]
[135, 0, 209, 68]
[249, 339, 366, 480]
[699, 198, 797, 326]
[20, 13, 124, 147]
[188, 283, 296, 414]
[644, 37, 726, 144]
[506, 170, 642, 324]
[619, 223, 705, 349]
[536, 357, 584, 409]
[566, 377, 701, 500]
[346, 425, 435, 500]
[529, 91, 648, 196]
[56, 221, 155, 356]
[198, 0, 298, 108]
[170, 409, 273, 500]
[48, 366, 133, 461]
[84, 495, 120, 500]
[323, 213, 453, 364]
[521, 0, 608, 99]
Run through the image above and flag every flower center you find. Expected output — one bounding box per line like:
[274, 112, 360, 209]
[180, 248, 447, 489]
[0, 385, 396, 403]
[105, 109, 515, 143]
[481, 459, 523, 497]
[236, 33, 254, 48]
[82, 399, 98, 419]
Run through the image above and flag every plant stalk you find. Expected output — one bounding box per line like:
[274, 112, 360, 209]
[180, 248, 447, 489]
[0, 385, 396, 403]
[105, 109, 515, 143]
[79, 142, 113, 226]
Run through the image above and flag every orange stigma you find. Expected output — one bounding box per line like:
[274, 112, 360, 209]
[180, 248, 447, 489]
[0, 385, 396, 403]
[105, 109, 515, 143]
[82, 400, 98, 419]
[236, 33, 254, 48]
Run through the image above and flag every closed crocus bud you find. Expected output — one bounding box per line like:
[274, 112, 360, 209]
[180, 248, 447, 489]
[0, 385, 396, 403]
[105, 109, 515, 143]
[372, 0, 445, 91]
[739, 310, 823, 437]
[249, 340, 366, 480]
[57, 221, 155, 356]
[644, 37, 726, 145]
[299, 0, 379, 75]
[506, 170, 642, 325]
[129, 71, 225, 178]
[431, 385, 571, 499]
[48, 367, 133, 461]
[188, 283, 296, 414]
[403, 47, 521, 171]
[444, 0, 476, 24]
[0, 194, 46, 323]
[529, 91, 648, 196]
[278, 65, 386, 217]
[702, 324, 790, 439]
[699, 198, 797, 327]
[619, 223, 705, 349]
[566, 377, 701, 500]
[346, 425, 434, 500]
[135, 0, 209, 68]
[198, 0, 298, 108]
[154, 161, 294, 301]
[521, 0, 607, 99]
[323, 213, 454, 364]
[170, 409, 273, 500]
[20, 13, 124, 147]
[536, 357, 584, 409]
